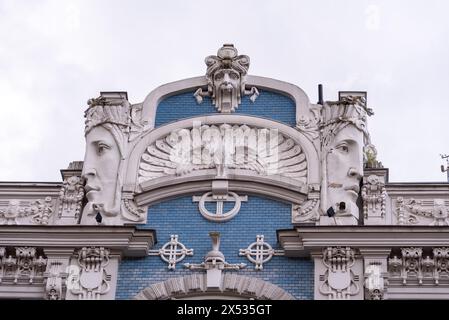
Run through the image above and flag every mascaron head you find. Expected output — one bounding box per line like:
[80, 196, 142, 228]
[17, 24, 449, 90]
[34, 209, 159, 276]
[204, 44, 250, 112]
[321, 96, 373, 220]
[81, 94, 132, 224]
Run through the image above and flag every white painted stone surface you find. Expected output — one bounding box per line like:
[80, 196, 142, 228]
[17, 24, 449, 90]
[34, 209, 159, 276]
[0, 44, 448, 300]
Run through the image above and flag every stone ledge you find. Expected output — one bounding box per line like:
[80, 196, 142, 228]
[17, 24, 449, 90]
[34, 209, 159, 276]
[278, 226, 449, 257]
[0, 226, 156, 257]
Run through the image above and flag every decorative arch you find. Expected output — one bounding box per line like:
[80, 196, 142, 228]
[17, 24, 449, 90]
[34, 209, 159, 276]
[134, 274, 295, 300]
[124, 115, 319, 207]
[140, 75, 311, 130]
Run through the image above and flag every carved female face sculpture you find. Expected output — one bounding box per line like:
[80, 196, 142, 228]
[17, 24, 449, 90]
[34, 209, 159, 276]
[326, 124, 364, 222]
[81, 125, 121, 221]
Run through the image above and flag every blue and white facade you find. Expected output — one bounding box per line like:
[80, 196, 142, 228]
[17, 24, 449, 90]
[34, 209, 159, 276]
[0, 45, 448, 300]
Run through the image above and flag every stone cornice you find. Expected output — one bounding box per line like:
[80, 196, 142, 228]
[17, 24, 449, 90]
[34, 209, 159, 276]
[386, 182, 449, 196]
[0, 226, 155, 257]
[278, 226, 449, 257]
[0, 182, 62, 197]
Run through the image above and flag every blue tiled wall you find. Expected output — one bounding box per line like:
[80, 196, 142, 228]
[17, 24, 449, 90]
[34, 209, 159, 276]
[116, 196, 314, 300]
[154, 90, 296, 127]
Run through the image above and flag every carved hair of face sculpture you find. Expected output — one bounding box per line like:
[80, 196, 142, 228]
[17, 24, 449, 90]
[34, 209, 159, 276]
[326, 123, 364, 221]
[82, 125, 122, 223]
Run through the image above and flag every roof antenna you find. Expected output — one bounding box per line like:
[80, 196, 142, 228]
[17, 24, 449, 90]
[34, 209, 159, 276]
[318, 84, 324, 105]
[441, 154, 449, 182]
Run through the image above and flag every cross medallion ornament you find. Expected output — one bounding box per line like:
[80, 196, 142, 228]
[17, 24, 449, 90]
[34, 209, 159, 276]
[193, 192, 247, 222]
[239, 235, 284, 270]
[148, 235, 193, 270]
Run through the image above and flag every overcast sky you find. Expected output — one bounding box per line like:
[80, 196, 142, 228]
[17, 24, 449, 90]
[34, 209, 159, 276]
[0, 0, 448, 183]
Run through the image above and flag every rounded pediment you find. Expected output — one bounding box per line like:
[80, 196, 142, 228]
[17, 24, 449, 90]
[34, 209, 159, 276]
[125, 115, 319, 207]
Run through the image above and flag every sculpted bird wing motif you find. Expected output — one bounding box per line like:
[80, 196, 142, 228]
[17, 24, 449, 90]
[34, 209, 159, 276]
[138, 125, 307, 185]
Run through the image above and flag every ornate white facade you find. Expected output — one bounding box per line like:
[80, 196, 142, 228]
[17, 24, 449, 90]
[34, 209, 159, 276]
[0, 44, 448, 300]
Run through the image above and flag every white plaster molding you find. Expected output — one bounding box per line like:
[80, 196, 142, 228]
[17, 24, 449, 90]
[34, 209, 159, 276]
[395, 197, 449, 226]
[362, 175, 387, 220]
[135, 172, 307, 208]
[278, 227, 449, 257]
[141, 75, 311, 130]
[0, 197, 55, 226]
[42, 249, 73, 300]
[134, 274, 295, 300]
[0, 226, 155, 257]
[137, 124, 308, 185]
[316, 247, 362, 300]
[386, 183, 449, 197]
[60, 161, 83, 180]
[364, 263, 386, 300]
[56, 176, 84, 225]
[359, 248, 390, 300]
[126, 115, 318, 207]
[386, 286, 449, 300]
[295, 105, 320, 143]
[0, 248, 73, 300]
[0, 183, 62, 226]
[239, 235, 284, 270]
[44, 260, 66, 300]
[279, 228, 449, 300]
[0, 182, 62, 196]
[67, 247, 111, 300]
[121, 192, 147, 223]
[388, 247, 449, 286]
[292, 184, 320, 223]
[0, 247, 47, 285]
[148, 235, 193, 270]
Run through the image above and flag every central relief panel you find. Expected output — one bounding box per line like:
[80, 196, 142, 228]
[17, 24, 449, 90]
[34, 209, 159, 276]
[129, 115, 319, 219]
[138, 123, 307, 186]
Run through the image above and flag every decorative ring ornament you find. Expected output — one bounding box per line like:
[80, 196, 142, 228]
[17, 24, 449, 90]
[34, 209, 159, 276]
[198, 191, 242, 222]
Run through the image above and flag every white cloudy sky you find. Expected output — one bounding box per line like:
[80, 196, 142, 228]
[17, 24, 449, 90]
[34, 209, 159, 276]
[0, 0, 448, 183]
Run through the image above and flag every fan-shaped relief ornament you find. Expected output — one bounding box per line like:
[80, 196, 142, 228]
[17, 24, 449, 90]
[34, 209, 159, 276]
[138, 124, 308, 184]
